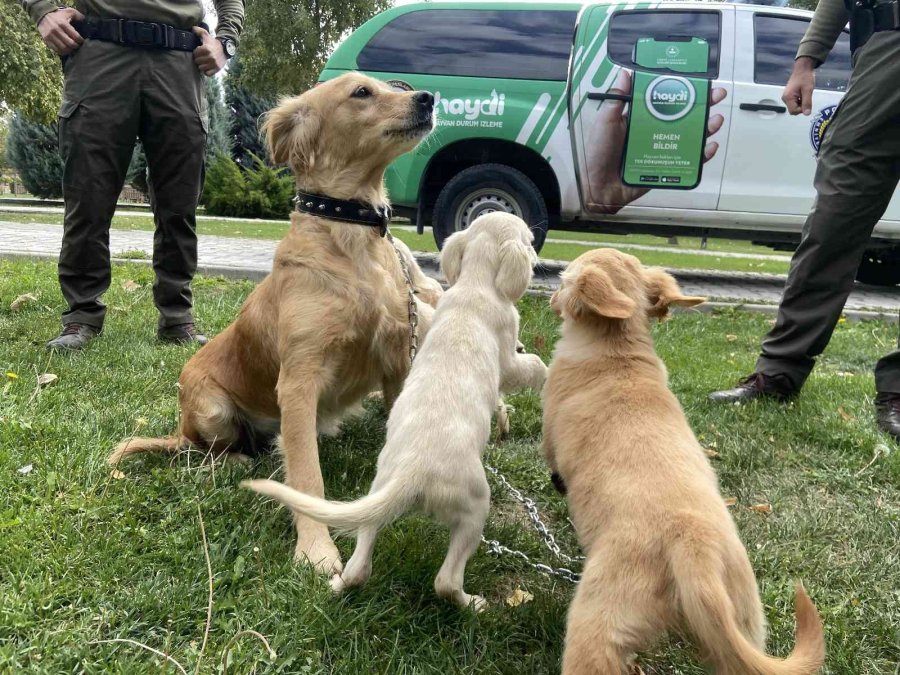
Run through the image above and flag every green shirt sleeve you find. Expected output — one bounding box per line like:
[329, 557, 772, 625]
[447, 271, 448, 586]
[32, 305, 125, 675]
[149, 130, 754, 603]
[796, 0, 849, 64]
[19, 0, 60, 24]
[213, 0, 245, 45]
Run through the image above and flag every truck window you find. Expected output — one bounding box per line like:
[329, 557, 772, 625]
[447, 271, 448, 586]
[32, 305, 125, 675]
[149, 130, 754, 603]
[356, 9, 578, 81]
[754, 14, 851, 91]
[607, 10, 721, 78]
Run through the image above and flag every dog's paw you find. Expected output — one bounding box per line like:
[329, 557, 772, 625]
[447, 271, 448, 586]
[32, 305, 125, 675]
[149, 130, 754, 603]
[469, 595, 488, 613]
[329, 574, 347, 595]
[294, 538, 344, 576]
[495, 403, 511, 440]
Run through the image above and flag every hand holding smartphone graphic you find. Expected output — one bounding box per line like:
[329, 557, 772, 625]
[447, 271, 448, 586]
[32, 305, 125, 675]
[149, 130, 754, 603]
[587, 68, 727, 215]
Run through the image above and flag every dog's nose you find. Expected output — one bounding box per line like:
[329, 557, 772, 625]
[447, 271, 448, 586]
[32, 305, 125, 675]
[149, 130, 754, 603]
[414, 91, 434, 111]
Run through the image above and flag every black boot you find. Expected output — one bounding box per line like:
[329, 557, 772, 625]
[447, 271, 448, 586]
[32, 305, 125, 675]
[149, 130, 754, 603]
[708, 372, 798, 403]
[875, 393, 900, 440]
[158, 322, 208, 346]
[46, 323, 101, 351]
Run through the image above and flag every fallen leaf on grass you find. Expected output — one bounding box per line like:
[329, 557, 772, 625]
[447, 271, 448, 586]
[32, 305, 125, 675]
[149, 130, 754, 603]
[704, 448, 720, 459]
[121, 280, 141, 292]
[37, 373, 58, 388]
[750, 503, 772, 514]
[10, 293, 38, 312]
[17, 464, 33, 475]
[506, 588, 534, 607]
[724, 497, 738, 507]
[725, 334, 738, 342]
[533, 335, 547, 351]
[837, 406, 854, 422]
[6, 372, 18, 380]
[110, 469, 126, 480]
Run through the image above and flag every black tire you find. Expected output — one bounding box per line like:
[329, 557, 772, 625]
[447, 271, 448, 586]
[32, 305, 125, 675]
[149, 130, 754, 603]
[857, 250, 900, 286]
[432, 163, 549, 252]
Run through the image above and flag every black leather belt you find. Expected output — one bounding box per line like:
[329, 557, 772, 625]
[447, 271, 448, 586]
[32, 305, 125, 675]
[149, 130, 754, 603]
[73, 16, 201, 51]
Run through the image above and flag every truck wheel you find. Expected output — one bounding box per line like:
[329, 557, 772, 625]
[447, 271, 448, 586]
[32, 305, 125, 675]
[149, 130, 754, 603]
[857, 250, 900, 286]
[432, 163, 549, 252]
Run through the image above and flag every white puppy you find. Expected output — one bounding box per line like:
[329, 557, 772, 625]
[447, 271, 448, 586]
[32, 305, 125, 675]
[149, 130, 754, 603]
[244, 213, 547, 609]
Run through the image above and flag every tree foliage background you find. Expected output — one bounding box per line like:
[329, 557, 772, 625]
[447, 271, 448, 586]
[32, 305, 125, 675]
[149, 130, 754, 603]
[0, 0, 65, 123]
[238, 0, 391, 97]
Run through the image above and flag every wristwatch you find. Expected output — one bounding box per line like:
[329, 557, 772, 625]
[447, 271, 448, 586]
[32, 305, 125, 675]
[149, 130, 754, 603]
[216, 37, 236, 59]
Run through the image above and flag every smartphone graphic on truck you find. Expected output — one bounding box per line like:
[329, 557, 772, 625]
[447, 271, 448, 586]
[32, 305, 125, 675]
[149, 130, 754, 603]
[621, 37, 711, 190]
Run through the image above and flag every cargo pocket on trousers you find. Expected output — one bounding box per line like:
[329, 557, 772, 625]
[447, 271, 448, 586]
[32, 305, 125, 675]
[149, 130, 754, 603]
[57, 99, 81, 152]
[200, 111, 209, 136]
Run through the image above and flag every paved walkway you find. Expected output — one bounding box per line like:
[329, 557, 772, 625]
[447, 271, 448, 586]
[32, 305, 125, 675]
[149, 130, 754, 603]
[0, 204, 791, 262]
[2, 221, 900, 318]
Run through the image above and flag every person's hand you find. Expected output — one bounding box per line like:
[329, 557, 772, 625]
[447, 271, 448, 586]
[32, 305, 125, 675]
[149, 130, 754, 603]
[586, 68, 727, 215]
[37, 7, 85, 56]
[782, 57, 817, 116]
[192, 27, 226, 76]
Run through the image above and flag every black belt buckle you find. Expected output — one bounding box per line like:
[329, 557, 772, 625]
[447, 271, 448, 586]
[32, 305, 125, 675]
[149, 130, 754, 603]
[134, 21, 162, 46]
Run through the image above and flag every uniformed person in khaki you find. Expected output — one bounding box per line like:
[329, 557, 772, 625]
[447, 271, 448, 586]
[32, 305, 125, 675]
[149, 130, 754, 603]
[19, 0, 244, 349]
[710, 0, 900, 438]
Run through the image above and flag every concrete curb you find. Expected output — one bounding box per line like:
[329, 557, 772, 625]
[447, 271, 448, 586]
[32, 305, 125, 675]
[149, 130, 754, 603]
[3, 250, 897, 323]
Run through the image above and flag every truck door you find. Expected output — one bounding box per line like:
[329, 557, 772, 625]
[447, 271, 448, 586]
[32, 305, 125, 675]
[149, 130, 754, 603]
[570, 4, 734, 215]
[718, 10, 850, 217]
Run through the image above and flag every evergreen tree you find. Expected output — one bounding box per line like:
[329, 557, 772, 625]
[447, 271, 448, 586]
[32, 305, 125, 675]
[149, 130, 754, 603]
[224, 57, 273, 167]
[6, 113, 63, 199]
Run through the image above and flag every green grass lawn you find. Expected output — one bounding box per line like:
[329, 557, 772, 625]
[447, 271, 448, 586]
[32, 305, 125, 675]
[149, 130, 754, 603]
[0, 209, 791, 275]
[2, 260, 898, 673]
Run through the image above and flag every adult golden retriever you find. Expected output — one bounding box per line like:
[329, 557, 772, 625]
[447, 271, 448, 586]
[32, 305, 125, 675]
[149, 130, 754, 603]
[108, 73, 442, 575]
[542, 249, 825, 674]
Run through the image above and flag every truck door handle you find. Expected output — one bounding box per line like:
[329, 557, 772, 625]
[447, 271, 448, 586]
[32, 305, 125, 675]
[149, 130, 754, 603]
[740, 103, 786, 113]
[587, 92, 632, 102]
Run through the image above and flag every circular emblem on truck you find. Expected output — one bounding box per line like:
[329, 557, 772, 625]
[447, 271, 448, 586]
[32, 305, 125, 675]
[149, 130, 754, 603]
[810, 104, 838, 156]
[666, 45, 680, 57]
[645, 76, 696, 122]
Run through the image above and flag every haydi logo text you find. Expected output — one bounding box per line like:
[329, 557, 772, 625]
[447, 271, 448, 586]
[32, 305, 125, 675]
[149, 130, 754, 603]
[434, 90, 506, 120]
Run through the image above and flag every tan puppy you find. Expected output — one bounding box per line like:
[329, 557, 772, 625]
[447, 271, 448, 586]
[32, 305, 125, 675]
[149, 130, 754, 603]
[244, 213, 547, 610]
[542, 249, 825, 674]
[108, 73, 441, 575]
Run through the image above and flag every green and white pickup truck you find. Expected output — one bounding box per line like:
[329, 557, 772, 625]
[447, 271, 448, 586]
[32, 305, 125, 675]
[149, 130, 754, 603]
[320, 1, 900, 285]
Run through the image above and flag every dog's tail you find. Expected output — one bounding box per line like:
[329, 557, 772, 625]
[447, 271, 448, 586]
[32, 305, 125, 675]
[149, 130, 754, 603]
[107, 436, 187, 465]
[242, 478, 414, 533]
[670, 528, 825, 675]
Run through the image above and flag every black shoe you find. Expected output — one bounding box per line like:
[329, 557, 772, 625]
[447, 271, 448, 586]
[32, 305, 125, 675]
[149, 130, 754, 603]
[875, 393, 900, 439]
[158, 322, 208, 346]
[46, 323, 101, 351]
[708, 372, 798, 403]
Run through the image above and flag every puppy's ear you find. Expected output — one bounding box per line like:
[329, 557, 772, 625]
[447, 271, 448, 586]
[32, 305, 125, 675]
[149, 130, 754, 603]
[567, 265, 636, 320]
[261, 98, 321, 171]
[495, 239, 536, 301]
[441, 230, 468, 285]
[643, 268, 705, 319]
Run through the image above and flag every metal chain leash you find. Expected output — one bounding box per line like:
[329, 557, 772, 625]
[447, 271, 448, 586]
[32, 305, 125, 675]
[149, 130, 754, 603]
[483, 464, 584, 584]
[386, 232, 419, 366]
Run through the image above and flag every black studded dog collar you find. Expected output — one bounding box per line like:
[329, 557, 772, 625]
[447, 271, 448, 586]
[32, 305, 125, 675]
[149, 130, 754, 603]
[294, 190, 392, 237]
